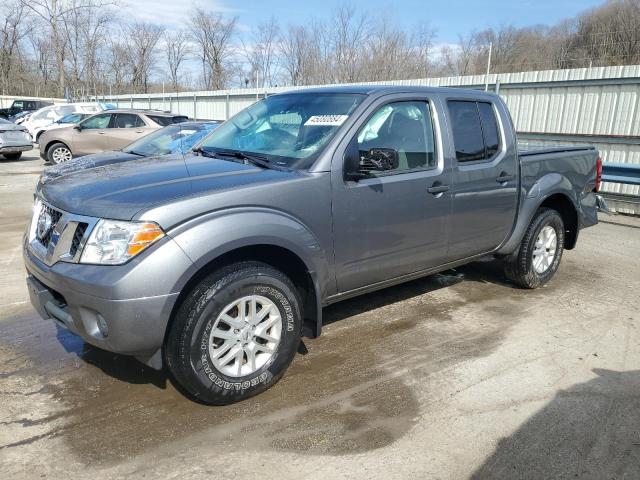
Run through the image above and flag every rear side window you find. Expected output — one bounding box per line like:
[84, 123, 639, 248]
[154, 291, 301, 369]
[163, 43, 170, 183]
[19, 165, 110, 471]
[147, 115, 188, 126]
[448, 100, 501, 162]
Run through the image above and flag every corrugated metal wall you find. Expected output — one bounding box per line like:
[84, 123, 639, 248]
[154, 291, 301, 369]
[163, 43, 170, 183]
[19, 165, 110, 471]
[5, 65, 640, 212]
[102, 65, 640, 212]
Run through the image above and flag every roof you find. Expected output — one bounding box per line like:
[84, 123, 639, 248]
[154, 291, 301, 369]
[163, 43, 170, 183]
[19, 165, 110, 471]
[275, 84, 499, 98]
[103, 109, 187, 116]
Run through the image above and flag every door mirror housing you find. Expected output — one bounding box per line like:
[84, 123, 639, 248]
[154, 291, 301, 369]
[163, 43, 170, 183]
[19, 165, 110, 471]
[343, 141, 399, 182]
[74, 124, 82, 131]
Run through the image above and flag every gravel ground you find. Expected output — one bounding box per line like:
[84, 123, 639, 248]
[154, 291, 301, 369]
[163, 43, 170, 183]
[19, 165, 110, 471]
[1, 150, 639, 479]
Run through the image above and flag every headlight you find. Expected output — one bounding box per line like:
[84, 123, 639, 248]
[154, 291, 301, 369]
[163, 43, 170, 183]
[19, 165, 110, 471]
[80, 219, 164, 265]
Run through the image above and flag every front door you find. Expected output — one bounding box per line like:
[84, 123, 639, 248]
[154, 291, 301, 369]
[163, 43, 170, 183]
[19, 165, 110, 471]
[445, 100, 518, 259]
[72, 112, 114, 155]
[332, 98, 452, 293]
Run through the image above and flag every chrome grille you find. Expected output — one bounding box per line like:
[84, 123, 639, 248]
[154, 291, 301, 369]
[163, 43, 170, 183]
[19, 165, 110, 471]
[36, 204, 63, 248]
[28, 200, 98, 267]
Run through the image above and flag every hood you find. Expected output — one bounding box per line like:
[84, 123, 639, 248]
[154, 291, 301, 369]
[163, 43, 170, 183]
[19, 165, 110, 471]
[40, 151, 141, 183]
[0, 122, 28, 132]
[38, 153, 299, 220]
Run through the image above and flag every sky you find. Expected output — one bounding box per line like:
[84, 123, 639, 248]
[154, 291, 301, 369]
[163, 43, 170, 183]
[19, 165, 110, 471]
[124, 0, 607, 43]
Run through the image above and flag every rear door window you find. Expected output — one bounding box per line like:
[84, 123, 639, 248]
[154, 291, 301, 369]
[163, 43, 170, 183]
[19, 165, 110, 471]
[448, 101, 485, 162]
[448, 100, 501, 162]
[112, 113, 144, 128]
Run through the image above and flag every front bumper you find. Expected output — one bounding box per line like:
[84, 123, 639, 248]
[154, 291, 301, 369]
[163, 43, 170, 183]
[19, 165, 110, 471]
[23, 235, 193, 363]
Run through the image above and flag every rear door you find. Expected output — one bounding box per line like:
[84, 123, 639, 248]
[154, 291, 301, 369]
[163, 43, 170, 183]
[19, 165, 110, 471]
[332, 95, 452, 293]
[446, 99, 518, 259]
[105, 113, 151, 150]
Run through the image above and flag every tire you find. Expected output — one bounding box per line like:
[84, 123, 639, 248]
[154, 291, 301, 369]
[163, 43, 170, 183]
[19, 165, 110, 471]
[47, 142, 72, 164]
[165, 261, 302, 405]
[2, 152, 22, 161]
[504, 207, 565, 289]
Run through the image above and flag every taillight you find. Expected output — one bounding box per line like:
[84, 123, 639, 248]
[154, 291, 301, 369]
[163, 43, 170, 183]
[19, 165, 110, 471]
[594, 157, 602, 192]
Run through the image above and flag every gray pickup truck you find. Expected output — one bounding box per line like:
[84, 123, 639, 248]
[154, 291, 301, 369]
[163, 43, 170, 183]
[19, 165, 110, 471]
[24, 86, 603, 404]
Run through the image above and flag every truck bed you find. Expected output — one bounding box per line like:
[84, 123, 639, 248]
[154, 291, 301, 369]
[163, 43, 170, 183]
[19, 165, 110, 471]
[518, 145, 596, 157]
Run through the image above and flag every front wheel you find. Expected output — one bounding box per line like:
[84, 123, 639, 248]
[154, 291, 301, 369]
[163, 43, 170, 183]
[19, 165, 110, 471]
[165, 261, 302, 405]
[47, 142, 72, 164]
[2, 152, 22, 161]
[503, 207, 565, 289]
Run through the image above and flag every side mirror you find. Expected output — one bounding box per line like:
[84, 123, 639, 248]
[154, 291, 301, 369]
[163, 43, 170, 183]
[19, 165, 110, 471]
[344, 142, 399, 182]
[74, 124, 82, 131]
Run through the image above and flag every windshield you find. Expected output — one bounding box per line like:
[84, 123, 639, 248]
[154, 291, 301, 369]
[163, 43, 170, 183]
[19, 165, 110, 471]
[57, 113, 84, 124]
[197, 93, 365, 169]
[123, 123, 218, 156]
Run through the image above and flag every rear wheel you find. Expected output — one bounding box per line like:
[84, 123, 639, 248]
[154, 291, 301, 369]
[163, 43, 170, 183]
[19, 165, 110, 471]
[47, 142, 72, 164]
[503, 207, 565, 289]
[165, 261, 302, 405]
[2, 152, 22, 161]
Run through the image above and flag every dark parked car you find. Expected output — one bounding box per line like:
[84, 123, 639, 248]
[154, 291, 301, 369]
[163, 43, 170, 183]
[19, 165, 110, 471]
[41, 121, 220, 182]
[25, 86, 605, 405]
[0, 99, 53, 119]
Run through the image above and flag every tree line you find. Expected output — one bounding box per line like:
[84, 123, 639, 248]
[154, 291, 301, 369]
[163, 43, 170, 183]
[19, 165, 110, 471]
[1, 0, 639, 99]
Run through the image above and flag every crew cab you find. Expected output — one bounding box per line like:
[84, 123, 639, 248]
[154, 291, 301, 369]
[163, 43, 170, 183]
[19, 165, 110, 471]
[23, 86, 604, 404]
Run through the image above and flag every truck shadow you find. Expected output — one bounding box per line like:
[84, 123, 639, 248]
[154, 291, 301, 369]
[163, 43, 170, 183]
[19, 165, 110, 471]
[55, 325, 168, 389]
[324, 258, 514, 326]
[471, 368, 640, 479]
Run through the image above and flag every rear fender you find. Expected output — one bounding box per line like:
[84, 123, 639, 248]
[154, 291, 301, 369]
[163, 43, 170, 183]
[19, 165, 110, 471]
[497, 173, 578, 255]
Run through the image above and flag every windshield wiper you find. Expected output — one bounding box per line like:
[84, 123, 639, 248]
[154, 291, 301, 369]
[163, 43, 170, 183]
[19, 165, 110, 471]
[192, 147, 217, 158]
[213, 150, 274, 169]
[125, 150, 146, 156]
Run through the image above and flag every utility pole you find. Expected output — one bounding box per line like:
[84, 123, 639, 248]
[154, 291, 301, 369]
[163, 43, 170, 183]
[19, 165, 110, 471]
[255, 70, 259, 102]
[485, 42, 493, 92]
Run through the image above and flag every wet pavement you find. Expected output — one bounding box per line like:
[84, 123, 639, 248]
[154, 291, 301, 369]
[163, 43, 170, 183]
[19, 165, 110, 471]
[1, 152, 640, 479]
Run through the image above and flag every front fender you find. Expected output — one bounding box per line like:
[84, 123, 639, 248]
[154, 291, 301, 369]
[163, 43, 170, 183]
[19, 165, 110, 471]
[165, 207, 331, 303]
[497, 173, 578, 255]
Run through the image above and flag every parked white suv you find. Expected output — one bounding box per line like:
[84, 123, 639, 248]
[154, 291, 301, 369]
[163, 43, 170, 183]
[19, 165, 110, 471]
[24, 102, 105, 144]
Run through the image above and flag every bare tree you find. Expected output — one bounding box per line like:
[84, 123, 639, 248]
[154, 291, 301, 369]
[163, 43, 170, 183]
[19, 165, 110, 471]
[60, 0, 111, 98]
[0, 1, 32, 95]
[189, 7, 237, 90]
[3, 0, 640, 97]
[280, 25, 310, 86]
[243, 16, 281, 87]
[19, 0, 112, 97]
[125, 21, 164, 93]
[164, 29, 190, 92]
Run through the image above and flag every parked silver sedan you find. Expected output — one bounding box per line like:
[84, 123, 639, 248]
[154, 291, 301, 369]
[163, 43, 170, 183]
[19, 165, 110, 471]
[0, 118, 32, 160]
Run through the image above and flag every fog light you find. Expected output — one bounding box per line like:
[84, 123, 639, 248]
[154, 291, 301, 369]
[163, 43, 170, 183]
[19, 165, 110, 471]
[97, 314, 109, 338]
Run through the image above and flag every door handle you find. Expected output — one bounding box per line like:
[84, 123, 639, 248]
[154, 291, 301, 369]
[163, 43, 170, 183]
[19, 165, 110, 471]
[496, 173, 514, 183]
[98, 131, 105, 134]
[427, 183, 450, 195]
[135, 130, 144, 133]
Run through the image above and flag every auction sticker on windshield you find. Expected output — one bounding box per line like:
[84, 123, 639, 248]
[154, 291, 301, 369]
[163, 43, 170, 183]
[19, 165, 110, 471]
[304, 115, 349, 126]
